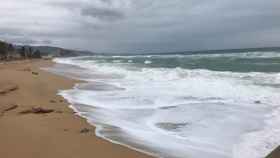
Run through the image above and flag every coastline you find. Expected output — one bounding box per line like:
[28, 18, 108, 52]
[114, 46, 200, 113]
[266, 146, 280, 158]
[0, 59, 153, 158]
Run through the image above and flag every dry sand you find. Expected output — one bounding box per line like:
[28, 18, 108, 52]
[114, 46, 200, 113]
[0, 60, 153, 158]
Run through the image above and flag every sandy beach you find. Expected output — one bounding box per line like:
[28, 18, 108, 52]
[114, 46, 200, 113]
[0, 59, 153, 158]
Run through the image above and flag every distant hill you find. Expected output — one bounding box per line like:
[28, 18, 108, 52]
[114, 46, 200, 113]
[15, 45, 94, 57]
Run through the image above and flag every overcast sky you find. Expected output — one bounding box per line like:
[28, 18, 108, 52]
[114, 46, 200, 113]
[0, 0, 280, 53]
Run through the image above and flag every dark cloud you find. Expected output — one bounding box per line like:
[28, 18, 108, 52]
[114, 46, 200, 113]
[81, 7, 125, 21]
[1, 0, 280, 53]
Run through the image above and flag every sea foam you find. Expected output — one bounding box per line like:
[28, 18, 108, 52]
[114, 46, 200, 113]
[50, 54, 280, 158]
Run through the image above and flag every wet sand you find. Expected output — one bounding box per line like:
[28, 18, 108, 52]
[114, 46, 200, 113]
[0, 59, 153, 158]
[266, 146, 280, 158]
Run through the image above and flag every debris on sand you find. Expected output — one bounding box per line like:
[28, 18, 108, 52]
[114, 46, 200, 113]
[0, 83, 19, 95]
[50, 100, 56, 103]
[3, 104, 18, 112]
[80, 128, 91, 134]
[0, 104, 18, 116]
[19, 68, 31, 72]
[32, 72, 39, 75]
[19, 107, 54, 114]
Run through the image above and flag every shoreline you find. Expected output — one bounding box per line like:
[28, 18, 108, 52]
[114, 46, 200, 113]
[0, 59, 278, 158]
[0, 59, 153, 158]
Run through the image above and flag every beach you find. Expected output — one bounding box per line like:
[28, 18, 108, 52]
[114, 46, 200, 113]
[0, 59, 152, 158]
[0, 59, 279, 158]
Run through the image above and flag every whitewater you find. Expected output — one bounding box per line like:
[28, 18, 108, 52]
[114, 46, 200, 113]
[46, 51, 280, 158]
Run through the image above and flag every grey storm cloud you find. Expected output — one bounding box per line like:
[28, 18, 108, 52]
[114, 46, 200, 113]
[81, 7, 125, 21]
[0, 0, 280, 53]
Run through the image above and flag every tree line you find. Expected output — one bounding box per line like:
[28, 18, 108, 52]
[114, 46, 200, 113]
[0, 41, 41, 60]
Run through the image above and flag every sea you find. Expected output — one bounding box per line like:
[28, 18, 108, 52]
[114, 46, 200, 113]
[46, 49, 280, 158]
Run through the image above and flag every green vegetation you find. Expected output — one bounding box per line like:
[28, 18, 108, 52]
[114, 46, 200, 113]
[0, 40, 42, 61]
[0, 39, 93, 61]
[0, 41, 8, 60]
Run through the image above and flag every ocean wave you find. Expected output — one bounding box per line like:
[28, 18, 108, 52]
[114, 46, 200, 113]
[52, 56, 280, 158]
[144, 60, 152, 64]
